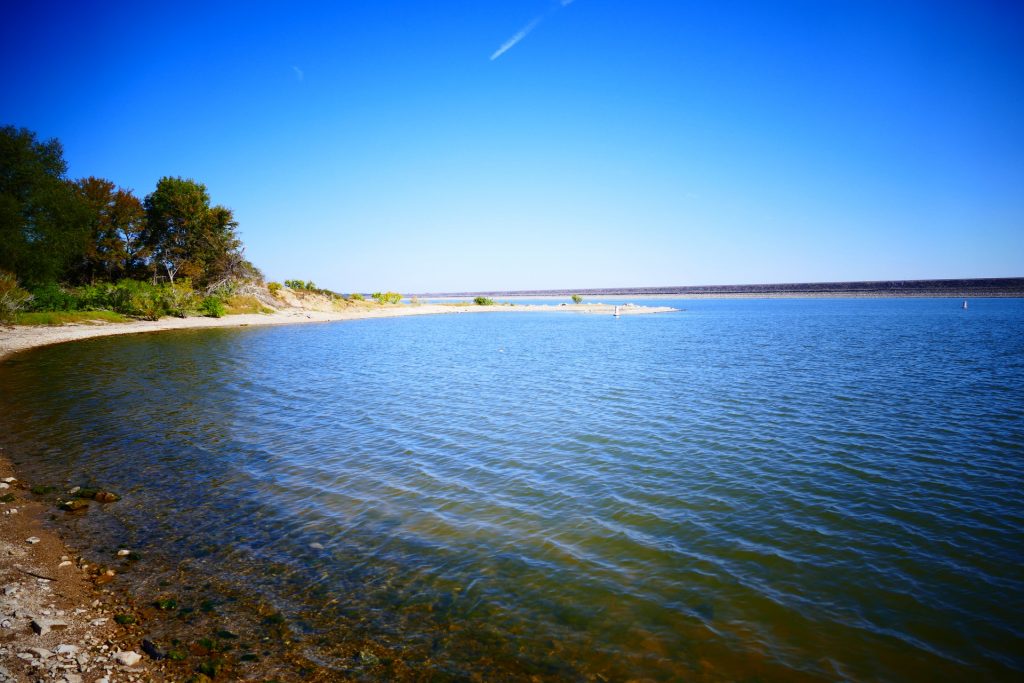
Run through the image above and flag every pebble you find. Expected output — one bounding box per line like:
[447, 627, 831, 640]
[59, 561, 73, 568]
[114, 650, 142, 666]
[25, 647, 53, 659]
[55, 644, 79, 656]
[2, 477, 15, 483]
[309, 542, 325, 549]
[0, 482, 9, 489]
[26, 537, 40, 545]
[116, 549, 130, 557]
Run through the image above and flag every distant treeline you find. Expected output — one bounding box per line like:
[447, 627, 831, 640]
[426, 278, 1024, 299]
[0, 125, 260, 290]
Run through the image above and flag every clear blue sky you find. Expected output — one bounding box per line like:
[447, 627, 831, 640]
[3, 1, 1022, 292]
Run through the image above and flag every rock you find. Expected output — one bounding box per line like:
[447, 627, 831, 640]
[1, 619, 11, 629]
[114, 650, 142, 667]
[30, 618, 67, 635]
[26, 536, 40, 544]
[94, 491, 120, 503]
[59, 499, 90, 512]
[0, 482, 9, 489]
[141, 638, 167, 660]
[309, 542, 324, 550]
[58, 561, 72, 568]
[64, 674, 83, 683]
[116, 549, 131, 557]
[55, 644, 79, 656]
[25, 647, 54, 659]
[357, 650, 380, 666]
[1, 477, 15, 483]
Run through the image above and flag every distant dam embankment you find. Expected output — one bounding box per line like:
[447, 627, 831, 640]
[423, 277, 1024, 299]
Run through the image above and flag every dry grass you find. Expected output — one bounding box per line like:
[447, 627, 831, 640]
[15, 310, 129, 326]
[224, 295, 274, 315]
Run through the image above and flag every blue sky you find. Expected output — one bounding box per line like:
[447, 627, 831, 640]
[2, 1, 1022, 292]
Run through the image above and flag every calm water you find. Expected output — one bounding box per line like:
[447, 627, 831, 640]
[1, 299, 1022, 680]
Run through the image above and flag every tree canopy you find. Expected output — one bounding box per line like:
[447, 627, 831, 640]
[0, 125, 260, 291]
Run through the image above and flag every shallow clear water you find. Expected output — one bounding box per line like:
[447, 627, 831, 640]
[2, 299, 1023, 680]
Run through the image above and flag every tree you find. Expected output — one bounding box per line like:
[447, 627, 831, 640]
[73, 177, 147, 283]
[571, 294, 583, 304]
[143, 177, 245, 286]
[0, 126, 91, 285]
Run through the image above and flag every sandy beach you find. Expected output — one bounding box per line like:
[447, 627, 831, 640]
[0, 302, 676, 362]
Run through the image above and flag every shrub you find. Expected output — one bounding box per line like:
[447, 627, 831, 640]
[371, 291, 402, 304]
[571, 294, 583, 304]
[267, 282, 282, 296]
[224, 295, 271, 314]
[108, 280, 166, 320]
[349, 292, 365, 301]
[201, 296, 225, 318]
[474, 296, 495, 306]
[162, 279, 199, 318]
[28, 283, 79, 311]
[0, 271, 33, 325]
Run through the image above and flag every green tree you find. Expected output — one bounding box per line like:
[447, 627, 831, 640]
[474, 296, 495, 305]
[143, 177, 244, 286]
[571, 294, 583, 304]
[0, 126, 90, 285]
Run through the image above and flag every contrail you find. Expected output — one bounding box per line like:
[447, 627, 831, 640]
[490, 0, 578, 61]
[490, 16, 543, 60]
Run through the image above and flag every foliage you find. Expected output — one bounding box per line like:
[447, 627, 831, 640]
[27, 283, 79, 311]
[371, 291, 402, 304]
[72, 177, 147, 283]
[0, 126, 91, 286]
[571, 294, 583, 304]
[143, 176, 243, 286]
[200, 296, 225, 318]
[474, 296, 495, 306]
[267, 281, 282, 296]
[0, 271, 33, 325]
[162, 279, 200, 318]
[348, 292, 365, 301]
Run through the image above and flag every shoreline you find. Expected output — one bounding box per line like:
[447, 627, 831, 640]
[0, 301, 675, 681]
[0, 302, 677, 362]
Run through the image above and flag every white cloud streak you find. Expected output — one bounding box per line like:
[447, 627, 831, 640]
[490, 16, 543, 60]
[490, 1, 578, 61]
[292, 65, 304, 81]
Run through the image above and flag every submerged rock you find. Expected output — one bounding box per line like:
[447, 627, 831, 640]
[94, 491, 120, 503]
[142, 638, 167, 660]
[59, 499, 90, 512]
[114, 650, 142, 666]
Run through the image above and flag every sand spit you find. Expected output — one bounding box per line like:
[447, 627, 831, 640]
[0, 302, 676, 362]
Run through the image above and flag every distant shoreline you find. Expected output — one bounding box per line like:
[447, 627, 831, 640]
[420, 276, 1024, 299]
[0, 302, 676, 362]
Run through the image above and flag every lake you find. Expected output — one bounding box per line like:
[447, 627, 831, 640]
[1, 298, 1022, 680]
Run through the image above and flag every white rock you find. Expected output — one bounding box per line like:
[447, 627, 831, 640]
[26, 536, 40, 544]
[7, 508, 17, 514]
[64, 674, 83, 683]
[0, 482, 9, 489]
[1, 619, 11, 628]
[116, 549, 130, 557]
[114, 650, 141, 666]
[25, 647, 53, 659]
[58, 561, 72, 568]
[55, 644, 79, 656]
[68, 486, 80, 494]
[2, 477, 15, 483]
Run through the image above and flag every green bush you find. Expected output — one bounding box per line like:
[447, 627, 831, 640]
[474, 296, 494, 306]
[349, 292, 365, 301]
[162, 279, 199, 318]
[371, 291, 402, 304]
[267, 282, 282, 296]
[201, 296, 226, 318]
[28, 283, 79, 311]
[571, 294, 583, 304]
[0, 271, 34, 325]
